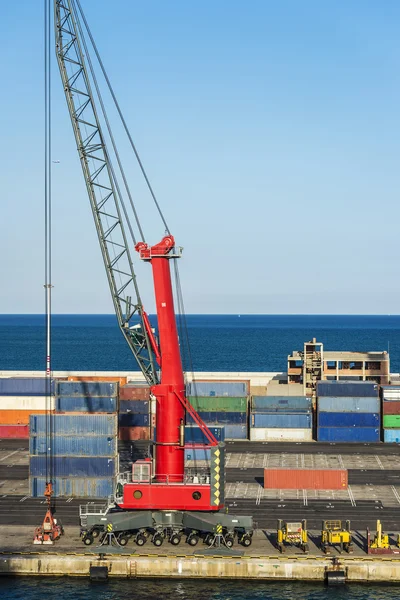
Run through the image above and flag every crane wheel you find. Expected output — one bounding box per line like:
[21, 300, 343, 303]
[83, 534, 94, 546]
[225, 535, 234, 548]
[153, 533, 164, 547]
[135, 534, 147, 546]
[118, 535, 129, 546]
[91, 528, 101, 539]
[170, 534, 181, 546]
[241, 534, 252, 547]
[187, 535, 199, 546]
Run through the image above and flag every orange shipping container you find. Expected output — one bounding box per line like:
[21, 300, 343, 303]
[0, 410, 48, 425]
[263, 468, 348, 490]
[118, 426, 151, 441]
[68, 376, 127, 386]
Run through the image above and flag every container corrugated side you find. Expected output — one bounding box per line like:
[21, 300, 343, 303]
[317, 397, 380, 413]
[119, 385, 151, 401]
[383, 415, 400, 428]
[251, 413, 312, 429]
[55, 396, 117, 413]
[249, 428, 313, 442]
[29, 476, 115, 498]
[317, 427, 380, 442]
[263, 468, 348, 490]
[251, 396, 311, 412]
[118, 426, 151, 441]
[0, 396, 55, 411]
[29, 456, 116, 477]
[318, 412, 380, 428]
[118, 400, 149, 414]
[317, 381, 378, 397]
[186, 411, 247, 425]
[0, 425, 29, 438]
[0, 377, 55, 396]
[383, 429, 400, 443]
[184, 447, 211, 461]
[187, 396, 247, 413]
[223, 424, 248, 439]
[29, 435, 117, 456]
[118, 413, 150, 427]
[383, 402, 400, 416]
[186, 381, 248, 397]
[29, 414, 117, 436]
[185, 425, 225, 443]
[57, 381, 118, 397]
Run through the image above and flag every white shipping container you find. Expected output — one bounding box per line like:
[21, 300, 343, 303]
[0, 396, 55, 411]
[249, 427, 313, 442]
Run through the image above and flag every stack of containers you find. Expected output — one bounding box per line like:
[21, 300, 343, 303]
[29, 380, 119, 497]
[0, 377, 55, 439]
[317, 381, 380, 442]
[186, 381, 249, 440]
[381, 386, 400, 442]
[249, 396, 312, 441]
[118, 384, 151, 441]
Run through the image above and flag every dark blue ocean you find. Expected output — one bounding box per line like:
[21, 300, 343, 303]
[0, 314, 399, 373]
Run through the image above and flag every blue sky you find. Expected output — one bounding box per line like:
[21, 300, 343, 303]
[1, 1, 399, 314]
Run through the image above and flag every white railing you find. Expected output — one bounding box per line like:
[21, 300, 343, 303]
[116, 470, 211, 486]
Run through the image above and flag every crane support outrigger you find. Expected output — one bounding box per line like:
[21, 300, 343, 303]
[54, 0, 254, 548]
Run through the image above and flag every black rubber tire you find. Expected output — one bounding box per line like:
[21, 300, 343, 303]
[153, 534, 164, 547]
[225, 535, 234, 548]
[135, 534, 146, 546]
[83, 534, 94, 546]
[91, 528, 101, 539]
[241, 535, 252, 547]
[118, 535, 129, 546]
[188, 535, 199, 547]
[170, 534, 181, 546]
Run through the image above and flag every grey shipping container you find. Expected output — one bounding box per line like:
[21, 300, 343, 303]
[317, 397, 380, 413]
[29, 456, 116, 477]
[55, 396, 118, 413]
[186, 381, 247, 397]
[251, 413, 312, 429]
[57, 381, 118, 397]
[223, 424, 248, 439]
[30, 476, 115, 498]
[29, 414, 117, 436]
[29, 435, 117, 457]
[317, 381, 378, 397]
[251, 396, 311, 412]
[0, 377, 55, 396]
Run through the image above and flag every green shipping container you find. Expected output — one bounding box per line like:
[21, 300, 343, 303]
[187, 396, 248, 413]
[383, 415, 400, 428]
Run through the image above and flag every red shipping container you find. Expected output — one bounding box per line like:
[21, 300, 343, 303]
[118, 426, 150, 441]
[0, 425, 29, 438]
[383, 401, 400, 415]
[263, 468, 348, 490]
[119, 385, 151, 401]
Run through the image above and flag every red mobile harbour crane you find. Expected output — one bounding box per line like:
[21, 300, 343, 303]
[53, 0, 254, 548]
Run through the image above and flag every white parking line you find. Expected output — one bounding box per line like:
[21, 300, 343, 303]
[19, 496, 28, 502]
[391, 486, 400, 505]
[303, 489, 308, 506]
[348, 485, 357, 507]
[338, 454, 345, 469]
[0, 450, 19, 462]
[375, 456, 385, 470]
[256, 486, 262, 506]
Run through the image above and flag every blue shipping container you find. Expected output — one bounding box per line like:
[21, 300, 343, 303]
[251, 396, 311, 412]
[30, 476, 115, 498]
[30, 414, 117, 436]
[317, 397, 380, 413]
[186, 411, 247, 425]
[57, 381, 118, 397]
[118, 413, 150, 427]
[29, 456, 116, 477]
[55, 396, 118, 413]
[383, 430, 400, 443]
[317, 381, 378, 398]
[0, 377, 55, 396]
[185, 425, 225, 443]
[223, 424, 248, 439]
[317, 427, 380, 443]
[29, 435, 117, 457]
[251, 413, 312, 429]
[186, 381, 247, 397]
[184, 447, 211, 461]
[318, 412, 380, 428]
[119, 400, 149, 414]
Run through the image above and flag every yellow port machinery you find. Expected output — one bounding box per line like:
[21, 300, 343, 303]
[367, 520, 400, 555]
[321, 520, 353, 554]
[276, 519, 309, 553]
